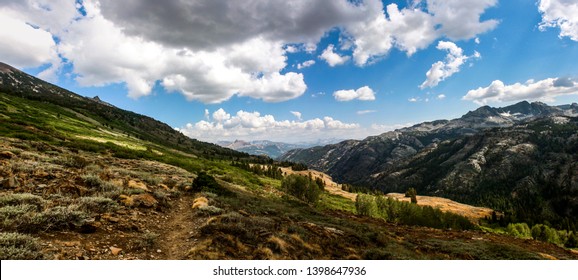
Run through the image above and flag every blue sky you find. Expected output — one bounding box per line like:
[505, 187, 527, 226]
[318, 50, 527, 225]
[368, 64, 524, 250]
[1, 0, 577, 143]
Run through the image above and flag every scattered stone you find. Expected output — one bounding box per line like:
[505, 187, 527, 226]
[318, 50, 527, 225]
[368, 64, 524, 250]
[110, 246, 122, 256]
[0, 151, 15, 159]
[156, 249, 162, 253]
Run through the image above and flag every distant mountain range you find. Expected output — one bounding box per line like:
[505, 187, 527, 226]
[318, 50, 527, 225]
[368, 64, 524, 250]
[280, 100, 578, 179]
[280, 100, 578, 228]
[217, 138, 343, 158]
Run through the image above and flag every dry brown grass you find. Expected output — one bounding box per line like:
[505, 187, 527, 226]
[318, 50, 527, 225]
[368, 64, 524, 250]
[192, 197, 209, 209]
[385, 193, 495, 221]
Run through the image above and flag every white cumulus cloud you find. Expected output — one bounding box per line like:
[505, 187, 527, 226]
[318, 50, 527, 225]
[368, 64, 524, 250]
[319, 44, 350, 67]
[344, 0, 497, 65]
[290, 111, 302, 120]
[333, 86, 376, 102]
[297, 60, 316, 69]
[538, 0, 578, 41]
[420, 41, 479, 89]
[462, 77, 578, 105]
[426, 0, 499, 40]
[1, 1, 308, 103]
[178, 108, 360, 143]
[0, 0, 499, 103]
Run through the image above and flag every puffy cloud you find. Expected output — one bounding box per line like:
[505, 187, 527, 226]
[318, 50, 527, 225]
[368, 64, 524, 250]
[297, 60, 316, 69]
[1, 1, 307, 103]
[408, 97, 418, 102]
[346, 2, 437, 65]
[212, 108, 231, 123]
[462, 77, 578, 104]
[426, 0, 499, 40]
[0, 0, 499, 103]
[538, 0, 578, 41]
[437, 94, 446, 100]
[0, 13, 59, 74]
[97, 0, 365, 50]
[344, 0, 497, 65]
[178, 108, 359, 142]
[420, 41, 479, 89]
[333, 86, 376, 102]
[319, 44, 350, 67]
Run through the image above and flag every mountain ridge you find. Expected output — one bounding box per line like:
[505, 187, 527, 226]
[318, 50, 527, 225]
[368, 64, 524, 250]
[0, 62, 251, 160]
[280, 100, 578, 229]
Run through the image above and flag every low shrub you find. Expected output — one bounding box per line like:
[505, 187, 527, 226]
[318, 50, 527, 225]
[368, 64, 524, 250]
[132, 232, 160, 250]
[506, 223, 532, 239]
[0, 193, 44, 210]
[77, 196, 118, 213]
[0, 232, 44, 260]
[197, 205, 225, 216]
[31, 206, 88, 232]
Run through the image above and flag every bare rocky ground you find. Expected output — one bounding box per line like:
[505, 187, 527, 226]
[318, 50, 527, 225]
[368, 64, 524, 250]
[1, 137, 577, 260]
[0, 137, 202, 259]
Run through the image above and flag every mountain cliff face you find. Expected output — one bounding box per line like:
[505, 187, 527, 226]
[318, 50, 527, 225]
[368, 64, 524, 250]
[280, 101, 578, 228]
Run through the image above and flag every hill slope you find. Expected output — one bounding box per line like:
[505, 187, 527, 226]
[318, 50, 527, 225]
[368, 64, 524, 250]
[1, 62, 577, 260]
[0, 62, 250, 160]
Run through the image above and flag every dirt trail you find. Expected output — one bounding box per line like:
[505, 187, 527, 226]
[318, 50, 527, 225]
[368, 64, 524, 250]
[157, 195, 202, 259]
